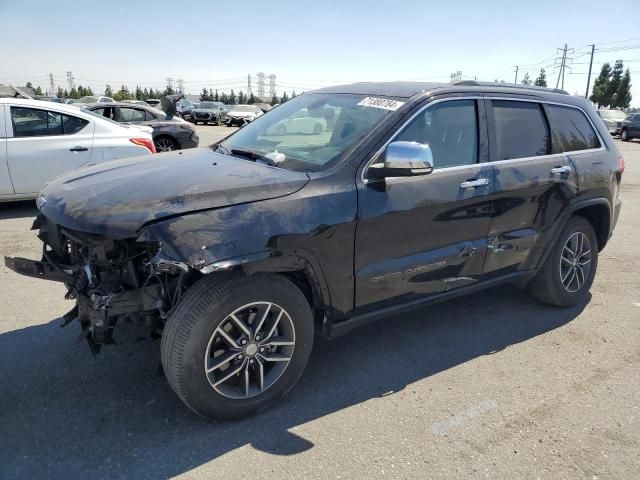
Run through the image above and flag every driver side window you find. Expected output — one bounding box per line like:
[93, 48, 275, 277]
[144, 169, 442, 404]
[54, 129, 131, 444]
[394, 100, 478, 168]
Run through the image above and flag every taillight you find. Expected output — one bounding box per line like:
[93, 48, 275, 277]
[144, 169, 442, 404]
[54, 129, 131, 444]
[130, 137, 156, 154]
[618, 156, 625, 173]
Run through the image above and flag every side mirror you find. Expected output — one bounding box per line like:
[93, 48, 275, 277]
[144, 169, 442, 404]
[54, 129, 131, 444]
[368, 141, 434, 180]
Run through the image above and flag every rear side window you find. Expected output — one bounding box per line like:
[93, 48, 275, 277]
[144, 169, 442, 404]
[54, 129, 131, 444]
[11, 107, 87, 137]
[119, 108, 146, 122]
[546, 105, 600, 153]
[394, 99, 478, 168]
[491, 101, 550, 160]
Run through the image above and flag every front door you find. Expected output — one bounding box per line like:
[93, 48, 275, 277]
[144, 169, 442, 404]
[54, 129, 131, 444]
[354, 98, 494, 311]
[0, 105, 13, 195]
[6, 105, 95, 194]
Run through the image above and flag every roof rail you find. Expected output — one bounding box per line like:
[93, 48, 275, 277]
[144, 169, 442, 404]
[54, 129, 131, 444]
[454, 80, 569, 95]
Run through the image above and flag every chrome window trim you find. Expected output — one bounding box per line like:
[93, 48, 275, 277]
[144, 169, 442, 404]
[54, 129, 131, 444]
[361, 95, 606, 184]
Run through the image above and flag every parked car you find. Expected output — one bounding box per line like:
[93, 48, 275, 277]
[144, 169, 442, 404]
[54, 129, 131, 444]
[121, 99, 150, 107]
[5, 82, 623, 420]
[82, 102, 199, 152]
[63, 98, 78, 104]
[190, 101, 227, 125]
[596, 109, 627, 136]
[0, 98, 154, 202]
[266, 107, 326, 135]
[619, 113, 640, 141]
[75, 95, 115, 104]
[224, 104, 264, 126]
[176, 99, 195, 120]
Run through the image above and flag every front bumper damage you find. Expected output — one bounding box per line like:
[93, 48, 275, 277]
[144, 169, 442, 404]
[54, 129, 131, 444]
[4, 216, 188, 353]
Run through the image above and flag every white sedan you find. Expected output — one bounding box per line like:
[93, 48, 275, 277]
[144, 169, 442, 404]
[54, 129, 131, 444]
[267, 108, 327, 135]
[0, 98, 155, 202]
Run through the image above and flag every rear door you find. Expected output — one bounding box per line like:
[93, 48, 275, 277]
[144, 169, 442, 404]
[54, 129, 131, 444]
[6, 105, 95, 194]
[0, 105, 13, 195]
[355, 97, 494, 311]
[483, 98, 578, 276]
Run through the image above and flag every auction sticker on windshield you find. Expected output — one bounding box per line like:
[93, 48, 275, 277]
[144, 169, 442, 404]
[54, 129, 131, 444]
[357, 97, 405, 111]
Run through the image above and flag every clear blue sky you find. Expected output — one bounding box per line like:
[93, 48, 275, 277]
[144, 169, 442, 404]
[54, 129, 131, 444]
[0, 0, 638, 105]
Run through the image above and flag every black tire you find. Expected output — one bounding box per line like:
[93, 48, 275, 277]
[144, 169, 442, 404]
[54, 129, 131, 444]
[620, 129, 630, 141]
[161, 273, 314, 420]
[530, 215, 598, 307]
[154, 135, 180, 152]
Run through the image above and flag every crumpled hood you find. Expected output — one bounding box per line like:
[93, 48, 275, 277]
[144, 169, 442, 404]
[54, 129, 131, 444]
[38, 148, 309, 238]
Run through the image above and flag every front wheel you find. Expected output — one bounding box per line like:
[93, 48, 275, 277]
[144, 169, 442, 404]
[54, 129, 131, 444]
[161, 274, 314, 420]
[529, 216, 598, 307]
[621, 129, 630, 141]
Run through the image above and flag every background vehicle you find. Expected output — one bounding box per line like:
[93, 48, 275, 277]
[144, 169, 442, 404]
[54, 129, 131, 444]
[146, 99, 161, 107]
[0, 98, 154, 202]
[120, 99, 150, 107]
[620, 113, 640, 141]
[191, 101, 227, 125]
[75, 95, 114, 104]
[266, 107, 326, 135]
[4, 82, 623, 420]
[596, 109, 627, 136]
[63, 98, 78, 104]
[83, 102, 199, 152]
[176, 99, 195, 120]
[224, 104, 263, 126]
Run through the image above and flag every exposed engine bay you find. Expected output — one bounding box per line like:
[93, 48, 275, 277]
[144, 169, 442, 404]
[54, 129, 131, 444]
[6, 216, 191, 353]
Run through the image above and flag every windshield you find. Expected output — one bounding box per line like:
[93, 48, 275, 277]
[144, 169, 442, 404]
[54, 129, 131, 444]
[78, 96, 99, 103]
[599, 110, 627, 120]
[200, 102, 216, 109]
[179, 100, 194, 108]
[220, 93, 396, 172]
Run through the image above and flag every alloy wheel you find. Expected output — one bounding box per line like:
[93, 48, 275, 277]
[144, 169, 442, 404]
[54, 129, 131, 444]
[155, 138, 176, 152]
[204, 302, 296, 399]
[559, 231, 592, 293]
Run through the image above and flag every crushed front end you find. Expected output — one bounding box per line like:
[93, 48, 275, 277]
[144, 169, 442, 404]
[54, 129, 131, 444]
[4, 216, 189, 353]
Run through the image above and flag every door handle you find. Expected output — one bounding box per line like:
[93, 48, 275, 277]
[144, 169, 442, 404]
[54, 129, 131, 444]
[460, 178, 489, 189]
[70, 146, 88, 152]
[550, 165, 571, 175]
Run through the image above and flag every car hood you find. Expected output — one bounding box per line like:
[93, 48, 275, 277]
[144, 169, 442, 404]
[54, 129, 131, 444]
[38, 148, 310, 238]
[229, 111, 255, 117]
[191, 108, 217, 113]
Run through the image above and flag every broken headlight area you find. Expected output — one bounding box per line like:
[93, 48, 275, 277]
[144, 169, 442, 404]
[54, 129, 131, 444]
[5, 216, 192, 353]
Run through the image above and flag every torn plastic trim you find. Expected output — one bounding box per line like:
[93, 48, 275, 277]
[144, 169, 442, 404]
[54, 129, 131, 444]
[198, 251, 273, 274]
[149, 249, 190, 274]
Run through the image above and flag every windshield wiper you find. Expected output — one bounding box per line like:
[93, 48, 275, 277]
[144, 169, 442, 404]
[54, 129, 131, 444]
[224, 146, 279, 167]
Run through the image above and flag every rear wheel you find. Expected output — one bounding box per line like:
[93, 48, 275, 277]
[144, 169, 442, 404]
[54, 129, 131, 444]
[530, 216, 598, 307]
[154, 135, 180, 152]
[161, 274, 314, 420]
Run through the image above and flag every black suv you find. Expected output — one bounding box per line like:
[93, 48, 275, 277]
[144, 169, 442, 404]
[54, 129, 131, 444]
[620, 113, 640, 141]
[5, 81, 624, 420]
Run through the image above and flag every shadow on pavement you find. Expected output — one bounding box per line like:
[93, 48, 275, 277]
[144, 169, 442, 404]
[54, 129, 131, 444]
[0, 285, 587, 478]
[0, 201, 38, 220]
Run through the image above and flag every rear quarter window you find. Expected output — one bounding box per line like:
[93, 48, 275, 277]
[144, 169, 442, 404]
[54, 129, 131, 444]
[545, 104, 600, 153]
[491, 100, 550, 160]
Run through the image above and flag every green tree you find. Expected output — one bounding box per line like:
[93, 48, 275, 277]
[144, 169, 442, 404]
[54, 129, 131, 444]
[63, 89, 69, 98]
[104, 84, 114, 97]
[589, 63, 612, 108]
[200, 87, 211, 101]
[33, 85, 43, 95]
[56, 86, 65, 98]
[142, 87, 149, 100]
[605, 60, 624, 107]
[86, 86, 93, 96]
[113, 85, 132, 101]
[214, 89, 219, 102]
[238, 91, 246, 104]
[281, 91, 289, 103]
[135, 85, 143, 100]
[69, 87, 79, 99]
[26, 81, 33, 89]
[534, 68, 547, 87]
[271, 94, 279, 105]
[291, 90, 297, 98]
[521, 73, 532, 85]
[220, 92, 229, 104]
[229, 89, 237, 104]
[247, 93, 256, 104]
[613, 68, 632, 108]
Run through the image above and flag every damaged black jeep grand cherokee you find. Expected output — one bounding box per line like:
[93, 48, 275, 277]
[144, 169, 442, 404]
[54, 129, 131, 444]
[5, 81, 624, 420]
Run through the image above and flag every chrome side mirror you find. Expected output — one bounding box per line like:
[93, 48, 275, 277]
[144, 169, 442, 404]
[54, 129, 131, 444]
[368, 141, 434, 180]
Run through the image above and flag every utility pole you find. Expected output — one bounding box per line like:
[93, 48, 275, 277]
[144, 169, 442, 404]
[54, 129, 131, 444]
[514, 66, 519, 84]
[555, 44, 573, 90]
[66, 71, 75, 91]
[49, 73, 55, 97]
[268, 74, 276, 99]
[449, 71, 462, 83]
[256, 72, 265, 100]
[585, 44, 596, 99]
[248, 74, 252, 95]
[177, 78, 184, 95]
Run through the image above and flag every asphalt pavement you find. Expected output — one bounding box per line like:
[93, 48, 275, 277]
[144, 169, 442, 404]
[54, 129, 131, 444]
[0, 132, 638, 479]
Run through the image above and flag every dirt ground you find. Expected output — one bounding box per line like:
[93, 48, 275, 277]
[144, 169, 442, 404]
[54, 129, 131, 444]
[0, 133, 638, 479]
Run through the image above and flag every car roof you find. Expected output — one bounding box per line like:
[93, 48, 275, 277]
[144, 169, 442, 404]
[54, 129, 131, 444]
[312, 80, 577, 104]
[0, 97, 106, 114]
